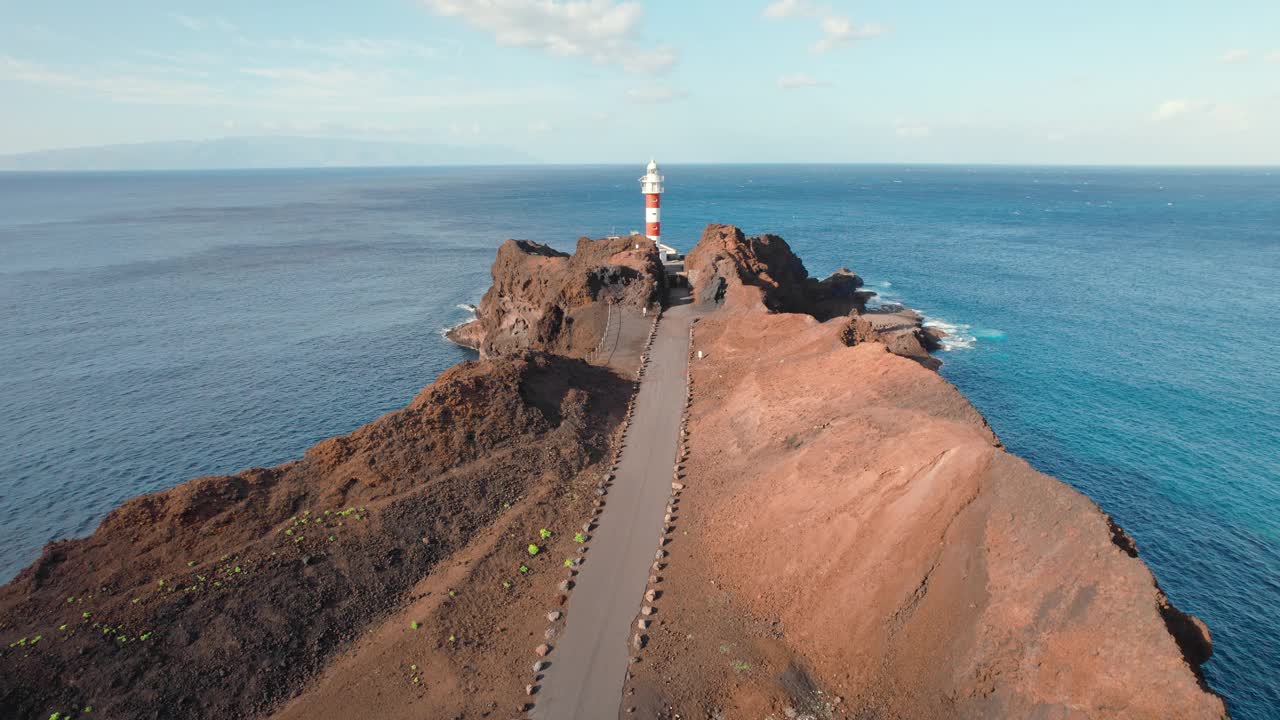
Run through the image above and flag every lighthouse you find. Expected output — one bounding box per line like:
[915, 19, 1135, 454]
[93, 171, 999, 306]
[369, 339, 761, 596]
[640, 158, 664, 247]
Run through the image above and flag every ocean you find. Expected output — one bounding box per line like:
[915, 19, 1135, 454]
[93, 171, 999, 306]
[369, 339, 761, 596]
[1, 165, 1276, 717]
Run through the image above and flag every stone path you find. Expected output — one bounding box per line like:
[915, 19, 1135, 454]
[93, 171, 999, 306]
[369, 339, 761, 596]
[532, 291, 697, 719]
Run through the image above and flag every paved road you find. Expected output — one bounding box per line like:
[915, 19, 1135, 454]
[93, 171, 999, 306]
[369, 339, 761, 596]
[533, 293, 697, 720]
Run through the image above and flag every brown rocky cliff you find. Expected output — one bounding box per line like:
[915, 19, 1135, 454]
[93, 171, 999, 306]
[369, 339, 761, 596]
[461, 235, 665, 359]
[632, 225, 1226, 719]
[0, 353, 628, 720]
[685, 223, 943, 368]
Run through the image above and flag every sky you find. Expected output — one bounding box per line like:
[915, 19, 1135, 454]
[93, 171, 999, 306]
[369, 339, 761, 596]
[1, 0, 1279, 164]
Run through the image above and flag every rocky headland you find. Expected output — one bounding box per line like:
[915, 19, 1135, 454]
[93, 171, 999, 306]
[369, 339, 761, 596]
[0, 225, 1224, 719]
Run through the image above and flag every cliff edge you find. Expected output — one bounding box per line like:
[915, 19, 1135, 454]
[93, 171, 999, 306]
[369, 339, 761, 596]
[0, 354, 632, 719]
[449, 234, 665, 359]
[623, 224, 1224, 719]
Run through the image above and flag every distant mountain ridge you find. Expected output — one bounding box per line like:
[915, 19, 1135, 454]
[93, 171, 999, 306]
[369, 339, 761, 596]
[0, 136, 535, 171]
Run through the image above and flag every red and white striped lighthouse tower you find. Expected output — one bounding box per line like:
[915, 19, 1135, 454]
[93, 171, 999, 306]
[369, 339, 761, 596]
[640, 158, 664, 245]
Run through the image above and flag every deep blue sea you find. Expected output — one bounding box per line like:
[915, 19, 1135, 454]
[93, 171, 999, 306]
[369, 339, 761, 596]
[1, 165, 1276, 717]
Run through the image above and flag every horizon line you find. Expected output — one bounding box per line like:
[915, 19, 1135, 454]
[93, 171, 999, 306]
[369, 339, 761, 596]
[2, 161, 1278, 174]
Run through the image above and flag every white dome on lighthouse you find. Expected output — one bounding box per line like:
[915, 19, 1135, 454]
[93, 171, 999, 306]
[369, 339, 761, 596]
[647, 158, 659, 172]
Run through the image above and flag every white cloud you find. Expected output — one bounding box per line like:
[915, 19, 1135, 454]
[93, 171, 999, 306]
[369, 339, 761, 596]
[624, 44, 679, 74]
[239, 36, 439, 60]
[1217, 49, 1250, 64]
[777, 72, 826, 89]
[0, 54, 566, 113]
[763, 0, 808, 18]
[1266, 50, 1280, 63]
[423, 0, 677, 73]
[171, 14, 237, 32]
[813, 15, 886, 52]
[450, 121, 483, 137]
[1152, 99, 1209, 121]
[236, 119, 429, 136]
[894, 122, 931, 138]
[1150, 99, 1255, 132]
[762, 1, 886, 53]
[625, 86, 687, 104]
[0, 54, 231, 106]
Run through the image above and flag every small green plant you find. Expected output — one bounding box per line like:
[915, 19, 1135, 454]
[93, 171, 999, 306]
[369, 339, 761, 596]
[58, 624, 67, 631]
[563, 558, 574, 568]
[140, 632, 152, 641]
[519, 565, 529, 573]
[233, 566, 242, 573]
[574, 532, 586, 543]
[539, 528, 552, 539]
[448, 590, 456, 597]
[731, 660, 750, 673]
[82, 612, 91, 619]
[448, 634, 456, 643]
[527, 544, 540, 556]
[186, 561, 195, 567]
[410, 664, 418, 671]
[502, 581, 512, 588]
[410, 621, 421, 630]
[156, 579, 165, 587]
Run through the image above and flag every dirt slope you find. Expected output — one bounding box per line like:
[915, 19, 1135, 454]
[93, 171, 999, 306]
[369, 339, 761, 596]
[625, 224, 1224, 719]
[0, 354, 628, 720]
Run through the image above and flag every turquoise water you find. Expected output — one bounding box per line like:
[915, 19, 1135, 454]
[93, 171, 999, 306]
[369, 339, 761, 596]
[1, 166, 1276, 716]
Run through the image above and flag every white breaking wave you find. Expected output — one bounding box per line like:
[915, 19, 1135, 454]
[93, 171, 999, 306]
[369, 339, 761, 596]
[439, 303, 480, 346]
[923, 318, 977, 351]
[866, 277, 978, 352]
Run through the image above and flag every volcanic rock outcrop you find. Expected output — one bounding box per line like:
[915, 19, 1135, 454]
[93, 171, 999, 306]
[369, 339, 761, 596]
[0, 354, 629, 719]
[450, 235, 665, 359]
[628, 224, 1225, 719]
[685, 223, 946, 368]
